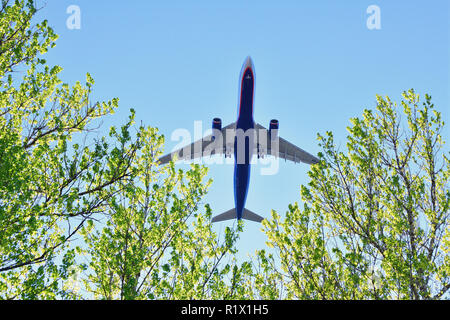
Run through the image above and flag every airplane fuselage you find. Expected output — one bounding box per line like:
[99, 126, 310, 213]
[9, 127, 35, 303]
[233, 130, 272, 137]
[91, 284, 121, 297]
[234, 58, 255, 220]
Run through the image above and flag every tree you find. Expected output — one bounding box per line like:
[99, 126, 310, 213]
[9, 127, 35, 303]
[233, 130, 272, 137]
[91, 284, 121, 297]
[80, 127, 249, 300]
[3, 0, 448, 302]
[0, 0, 252, 300]
[259, 90, 449, 299]
[0, 0, 145, 298]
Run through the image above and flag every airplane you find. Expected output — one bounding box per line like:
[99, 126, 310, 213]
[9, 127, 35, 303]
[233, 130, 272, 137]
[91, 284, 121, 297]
[158, 56, 319, 223]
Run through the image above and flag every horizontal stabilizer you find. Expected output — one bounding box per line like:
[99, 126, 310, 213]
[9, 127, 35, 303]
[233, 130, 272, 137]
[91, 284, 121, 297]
[242, 208, 264, 223]
[211, 208, 236, 223]
[211, 208, 264, 223]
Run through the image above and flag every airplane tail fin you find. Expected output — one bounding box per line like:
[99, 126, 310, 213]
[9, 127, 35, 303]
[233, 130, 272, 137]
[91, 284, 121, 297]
[211, 208, 264, 223]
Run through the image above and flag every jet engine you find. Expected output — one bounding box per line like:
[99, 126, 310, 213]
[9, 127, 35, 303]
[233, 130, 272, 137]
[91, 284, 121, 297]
[212, 118, 222, 141]
[269, 119, 279, 141]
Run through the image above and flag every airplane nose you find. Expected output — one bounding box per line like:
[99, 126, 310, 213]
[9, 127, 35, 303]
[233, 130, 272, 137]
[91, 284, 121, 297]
[239, 56, 255, 83]
[243, 56, 254, 70]
[241, 56, 255, 76]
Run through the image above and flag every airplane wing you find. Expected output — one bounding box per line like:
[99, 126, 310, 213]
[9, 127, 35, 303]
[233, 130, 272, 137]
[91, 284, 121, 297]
[254, 123, 319, 165]
[158, 122, 236, 165]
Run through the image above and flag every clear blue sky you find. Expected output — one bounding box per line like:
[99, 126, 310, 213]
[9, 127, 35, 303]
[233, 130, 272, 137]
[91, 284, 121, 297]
[39, 1, 449, 259]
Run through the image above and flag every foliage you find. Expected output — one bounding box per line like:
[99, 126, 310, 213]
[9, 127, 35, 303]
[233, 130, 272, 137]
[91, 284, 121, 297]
[0, 1, 248, 299]
[80, 127, 247, 300]
[1, 1, 448, 301]
[260, 90, 449, 299]
[0, 0, 145, 298]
